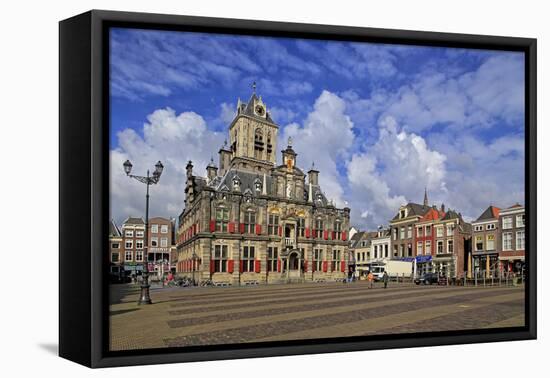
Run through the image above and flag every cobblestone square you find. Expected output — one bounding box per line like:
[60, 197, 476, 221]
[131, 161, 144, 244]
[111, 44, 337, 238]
[109, 281, 525, 351]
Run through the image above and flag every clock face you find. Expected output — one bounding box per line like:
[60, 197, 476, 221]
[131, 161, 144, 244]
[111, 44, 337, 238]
[255, 105, 265, 116]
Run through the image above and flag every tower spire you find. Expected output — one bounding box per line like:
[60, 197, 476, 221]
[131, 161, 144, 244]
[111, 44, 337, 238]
[252, 81, 256, 94]
[423, 187, 428, 207]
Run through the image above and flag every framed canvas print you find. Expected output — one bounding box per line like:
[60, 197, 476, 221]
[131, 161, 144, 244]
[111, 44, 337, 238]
[59, 10, 537, 368]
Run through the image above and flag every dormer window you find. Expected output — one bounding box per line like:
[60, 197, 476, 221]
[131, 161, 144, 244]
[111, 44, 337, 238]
[400, 208, 407, 218]
[254, 179, 262, 193]
[316, 193, 323, 203]
[232, 175, 241, 191]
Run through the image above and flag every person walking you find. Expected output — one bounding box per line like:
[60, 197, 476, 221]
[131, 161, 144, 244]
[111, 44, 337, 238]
[383, 270, 389, 289]
[347, 266, 354, 283]
[367, 271, 374, 289]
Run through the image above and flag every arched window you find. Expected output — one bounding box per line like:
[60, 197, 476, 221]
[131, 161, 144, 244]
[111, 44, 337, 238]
[254, 128, 264, 159]
[266, 132, 272, 159]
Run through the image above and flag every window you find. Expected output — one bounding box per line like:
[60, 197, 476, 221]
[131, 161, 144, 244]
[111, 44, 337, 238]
[393, 228, 397, 240]
[125, 240, 133, 249]
[486, 234, 495, 250]
[373, 245, 378, 259]
[111, 252, 119, 263]
[407, 243, 412, 257]
[298, 218, 306, 238]
[242, 246, 255, 272]
[151, 224, 158, 233]
[426, 225, 432, 236]
[425, 240, 431, 255]
[161, 225, 168, 233]
[503, 232, 513, 250]
[314, 249, 323, 271]
[446, 224, 453, 236]
[314, 219, 324, 238]
[502, 217, 512, 229]
[244, 211, 256, 234]
[475, 236, 483, 251]
[111, 242, 120, 249]
[486, 223, 496, 230]
[125, 250, 133, 261]
[437, 240, 444, 254]
[400, 227, 405, 239]
[334, 221, 342, 240]
[267, 247, 278, 272]
[135, 250, 143, 262]
[436, 227, 443, 237]
[417, 227, 423, 237]
[160, 237, 168, 247]
[447, 240, 454, 254]
[213, 245, 228, 273]
[215, 208, 229, 232]
[384, 244, 389, 258]
[151, 237, 158, 247]
[125, 230, 134, 237]
[400, 209, 407, 218]
[268, 214, 279, 235]
[135, 240, 144, 249]
[516, 214, 525, 228]
[331, 250, 341, 272]
[136, 230, 144, 238]
[474, 225, 483, 232]
[417, 242, 423, 255]
[393, 245, 398, 257]
[516, 231, 525, 250]
[407, 225, 412, 239]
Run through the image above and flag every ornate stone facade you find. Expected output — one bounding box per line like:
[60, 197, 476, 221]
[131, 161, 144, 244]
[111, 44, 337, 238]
[176, 91, 351, 285]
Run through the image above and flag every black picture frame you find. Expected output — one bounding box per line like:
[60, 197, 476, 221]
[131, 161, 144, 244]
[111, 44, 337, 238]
[59, 9, 537, 368]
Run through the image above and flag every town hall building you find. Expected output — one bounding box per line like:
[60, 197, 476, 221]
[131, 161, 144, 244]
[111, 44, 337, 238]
[176, 90, 351, 285]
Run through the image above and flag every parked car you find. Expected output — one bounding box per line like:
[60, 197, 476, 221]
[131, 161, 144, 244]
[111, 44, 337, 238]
[414, 272, 440, 285]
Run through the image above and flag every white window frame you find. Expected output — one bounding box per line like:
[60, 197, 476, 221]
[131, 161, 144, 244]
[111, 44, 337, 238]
[151, 224, 159, 233]
[502, 232, 513, 251]
[161, 237, 168, 247]
[125, 250, 133, 261]
[125, 240, 133, 249]
[135, 250, 144, 262]
[474, 225, 483, 232]
[111, 242, 120, 249]
[400, 227, 405, 239]
[136, 230, 144, 238]
[436, 227, 443, 238]
[111, 252, 120, 263]
[475, 236, 483, 251]
[486, 223, 496, 231]
[446, 223, 453, 236]
[437, 240, 444, 254]
[447, 239, 454, 254]
[135, 240, 144, 249]
[151, 237, 158, 247]
[417, 227, 423, 237]
[516, 214, 525, 228]
[425, 240, 431, 255]
[125, 230, 134, 237]
[486, 234, 495, 251]
[417, 241, 423, 255]
[407, 225, 412, 239]
[516, 230, 525, 250]
[161, 224, 169, 234]
[502, 217, 513, 230]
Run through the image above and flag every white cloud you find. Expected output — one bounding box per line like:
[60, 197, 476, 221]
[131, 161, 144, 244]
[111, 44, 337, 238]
[110, 108, 224, 224]
[347, 116, 446, 228]
[281, 91, 355, 207]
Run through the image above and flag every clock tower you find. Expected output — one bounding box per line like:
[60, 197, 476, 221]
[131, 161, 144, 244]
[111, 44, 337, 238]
[227, 88, 279, 172]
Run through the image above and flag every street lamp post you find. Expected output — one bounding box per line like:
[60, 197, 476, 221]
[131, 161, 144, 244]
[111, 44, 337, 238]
[123, 159, 164, 305]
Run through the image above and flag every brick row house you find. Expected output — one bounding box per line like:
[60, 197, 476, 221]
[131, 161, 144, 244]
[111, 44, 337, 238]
[108, 216, 176, 278]
[471, 206, 501, 278]
[176, 91, 350, 285]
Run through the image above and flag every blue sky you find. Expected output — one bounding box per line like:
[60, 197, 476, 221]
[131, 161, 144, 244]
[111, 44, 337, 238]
[109, 27, 525, 229]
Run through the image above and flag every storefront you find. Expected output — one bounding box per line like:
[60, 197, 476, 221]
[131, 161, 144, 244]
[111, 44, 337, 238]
[414, 255, 433, 277]
[472, 253, 499, 278]
[499, 256, 525, 276]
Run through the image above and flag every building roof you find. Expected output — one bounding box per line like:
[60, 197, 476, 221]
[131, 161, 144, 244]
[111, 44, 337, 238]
[122, 217, 145, 226]
[391, 202, 431, 221]
[475, 206, 500, 222]
[236, 93, 277, 125]
[418, 207, 445, 222]
[109, 219, 121, 237]
[350, 231, 379, 248]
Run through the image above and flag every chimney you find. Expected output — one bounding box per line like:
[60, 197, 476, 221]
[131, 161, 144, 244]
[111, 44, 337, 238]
[308, 162, 319, 186]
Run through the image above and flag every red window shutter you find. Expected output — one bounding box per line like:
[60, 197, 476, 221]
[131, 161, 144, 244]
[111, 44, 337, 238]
[255, 224, 262, 235]
[305, 228, 310, 239]
[278, 225, 282, 236]
[228, 222, 235, 233]
[332, 231, 336, 240]
[324, 230, 328, 240]
[342, 231, 347, 241]
[228, 259, 234, 273]
[239, 223, 245, 234]
[304, 260, 308, 272]
[255, 260, 261, 273]
[210, 259, 215, 274]
[341, 261, 346, 272]
[239, 260, 244, 273]
[322, 261, 328, 272]
[277, 259, 281, 272]
[209, 220, 215, 232]
[312, 229, 316, 239]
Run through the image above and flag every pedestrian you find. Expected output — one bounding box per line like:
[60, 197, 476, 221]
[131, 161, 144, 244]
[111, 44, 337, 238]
[367, 271, 374, 289]
[383, 270, 389, 289]
[347, 266, 354, 283]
